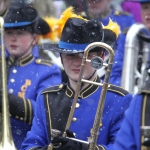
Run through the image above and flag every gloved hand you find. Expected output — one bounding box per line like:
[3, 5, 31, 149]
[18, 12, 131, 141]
[0, 93, 31, 123]
[142, 138, 150, 147]
[51, 129, 89, 150]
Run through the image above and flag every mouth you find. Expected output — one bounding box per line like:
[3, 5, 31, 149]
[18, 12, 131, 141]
[10, 45, 18, 49]
[147, 18, 150, 22]
[72, 69, 80, 73]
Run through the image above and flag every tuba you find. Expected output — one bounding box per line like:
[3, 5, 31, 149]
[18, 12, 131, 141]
[49, 42, 114, 150]
[0, 0, 16, 149]
[121, 23, 150, 94]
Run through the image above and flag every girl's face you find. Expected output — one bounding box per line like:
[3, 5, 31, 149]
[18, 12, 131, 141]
[5, 29, 37, 58]
[86, 0, 112, 15]
[141, 3, 150, 30]
[61, 52, 103, 81]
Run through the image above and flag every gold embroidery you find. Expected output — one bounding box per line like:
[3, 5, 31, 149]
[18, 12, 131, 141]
[18, 79, 31, 98]
[23, 98, 27, 122]
[27, 99, 32, 124]
[141, 95, 147, 150]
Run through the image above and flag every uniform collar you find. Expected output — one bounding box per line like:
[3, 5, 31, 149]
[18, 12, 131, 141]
[65, 76, 100, 99]
[8, 54, 34, 66]
[88, 8, 111, 20]
[32, 45, 40, 58]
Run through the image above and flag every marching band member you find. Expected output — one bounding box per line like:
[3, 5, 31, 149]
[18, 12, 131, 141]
[84, 0, 135, 32]
[21, 7, 132, 150]
[114, 0, 150, 149]
[0, 4, 62, 149]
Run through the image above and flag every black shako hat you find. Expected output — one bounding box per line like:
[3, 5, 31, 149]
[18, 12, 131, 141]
[129, 0, 150, 3]
[4, 4, 50, 35]
[139, 0, 150, 2]
[42, 7, 120, 54]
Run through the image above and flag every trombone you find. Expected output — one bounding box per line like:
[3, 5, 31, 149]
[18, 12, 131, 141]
[0, 0, 16, 149]
[50, 42, 114, 150]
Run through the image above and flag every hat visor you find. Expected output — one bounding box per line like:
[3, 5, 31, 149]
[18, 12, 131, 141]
[139, 0, 150, 2]
[39, 43, 86, 54]
[40, 43, 107, 54]
[129, 0, 150, 3]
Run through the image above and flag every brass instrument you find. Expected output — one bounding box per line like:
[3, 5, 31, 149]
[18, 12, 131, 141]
[49, 42, 114, 150]
[141, 126, 150, 150]
[0, 0, 16, 149]
[121, 23, 150, 94]
[0, 0, 9, 17]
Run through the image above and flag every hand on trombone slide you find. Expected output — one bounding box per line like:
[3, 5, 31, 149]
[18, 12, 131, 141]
[51, 129, 89, 150]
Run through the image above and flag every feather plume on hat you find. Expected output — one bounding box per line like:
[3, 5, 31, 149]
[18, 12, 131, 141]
[53, 6, 88, 39]
[38, 17, 59, 43]
[103, 18, 120, 38]
[53, 7, 120, 40]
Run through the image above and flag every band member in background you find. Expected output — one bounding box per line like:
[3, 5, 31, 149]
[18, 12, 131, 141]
[0, 4, 62, 149]
[114, 0, 150, 149]
[71, 0, 136, 86]
[21, 7, 132, 150]
[84, 0, 135, 31]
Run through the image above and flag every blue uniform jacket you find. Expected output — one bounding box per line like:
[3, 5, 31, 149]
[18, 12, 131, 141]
[101, 8, 135, 31]
[110, 33, 126, 85]
[21, 76, 132, 150]
[114, 93, 149, 150]
[6, 46, 62, 149]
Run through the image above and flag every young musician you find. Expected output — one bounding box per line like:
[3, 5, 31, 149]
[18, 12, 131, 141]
[21, 7, 132, 150]
[114, 0, 150, 149]
[0, 4, 62, 149]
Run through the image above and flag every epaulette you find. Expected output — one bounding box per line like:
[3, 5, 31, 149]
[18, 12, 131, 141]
[138, 80, 150, 94]
[138, 90, 150, 95]
[114, 10, 130, 16]
[35, 58, 52, 66]
[41, 84, 64, 94]
[108, 84, 129, 96]
[122, 27, 130, 34]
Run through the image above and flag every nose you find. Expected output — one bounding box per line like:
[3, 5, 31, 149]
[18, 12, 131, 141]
[11, 34, 17, 41]
[72, 55, 82, 66]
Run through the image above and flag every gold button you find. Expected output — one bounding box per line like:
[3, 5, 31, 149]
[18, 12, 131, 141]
[76, 103, 80, 108]
[36, 59, 41, 63]
[9, 89, 13, 94]
[20, 117, 23, 120]
[59, 84, 63, 89]
[15, 115, 19, 119]
[72, 117, 77, 122]
[73, 133, 76, 137]
[115, 10, 119, 15]
[10, 79, 15, 83]
[12, 69, 17, 73]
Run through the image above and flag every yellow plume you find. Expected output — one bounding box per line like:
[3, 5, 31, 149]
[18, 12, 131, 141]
[38, 17, 59, 43]
[103, 18, 120, 38]
[53, 6, 88, 39]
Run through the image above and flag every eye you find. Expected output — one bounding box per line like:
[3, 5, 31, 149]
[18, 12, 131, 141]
[66, 54, 75, 57]
[142, 4, 149, 10]
[5, 30, 13, 35]
[16, 30, 24, 35]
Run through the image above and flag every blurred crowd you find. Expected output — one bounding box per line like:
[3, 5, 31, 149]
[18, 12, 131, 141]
[18, 0, 141, 23]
